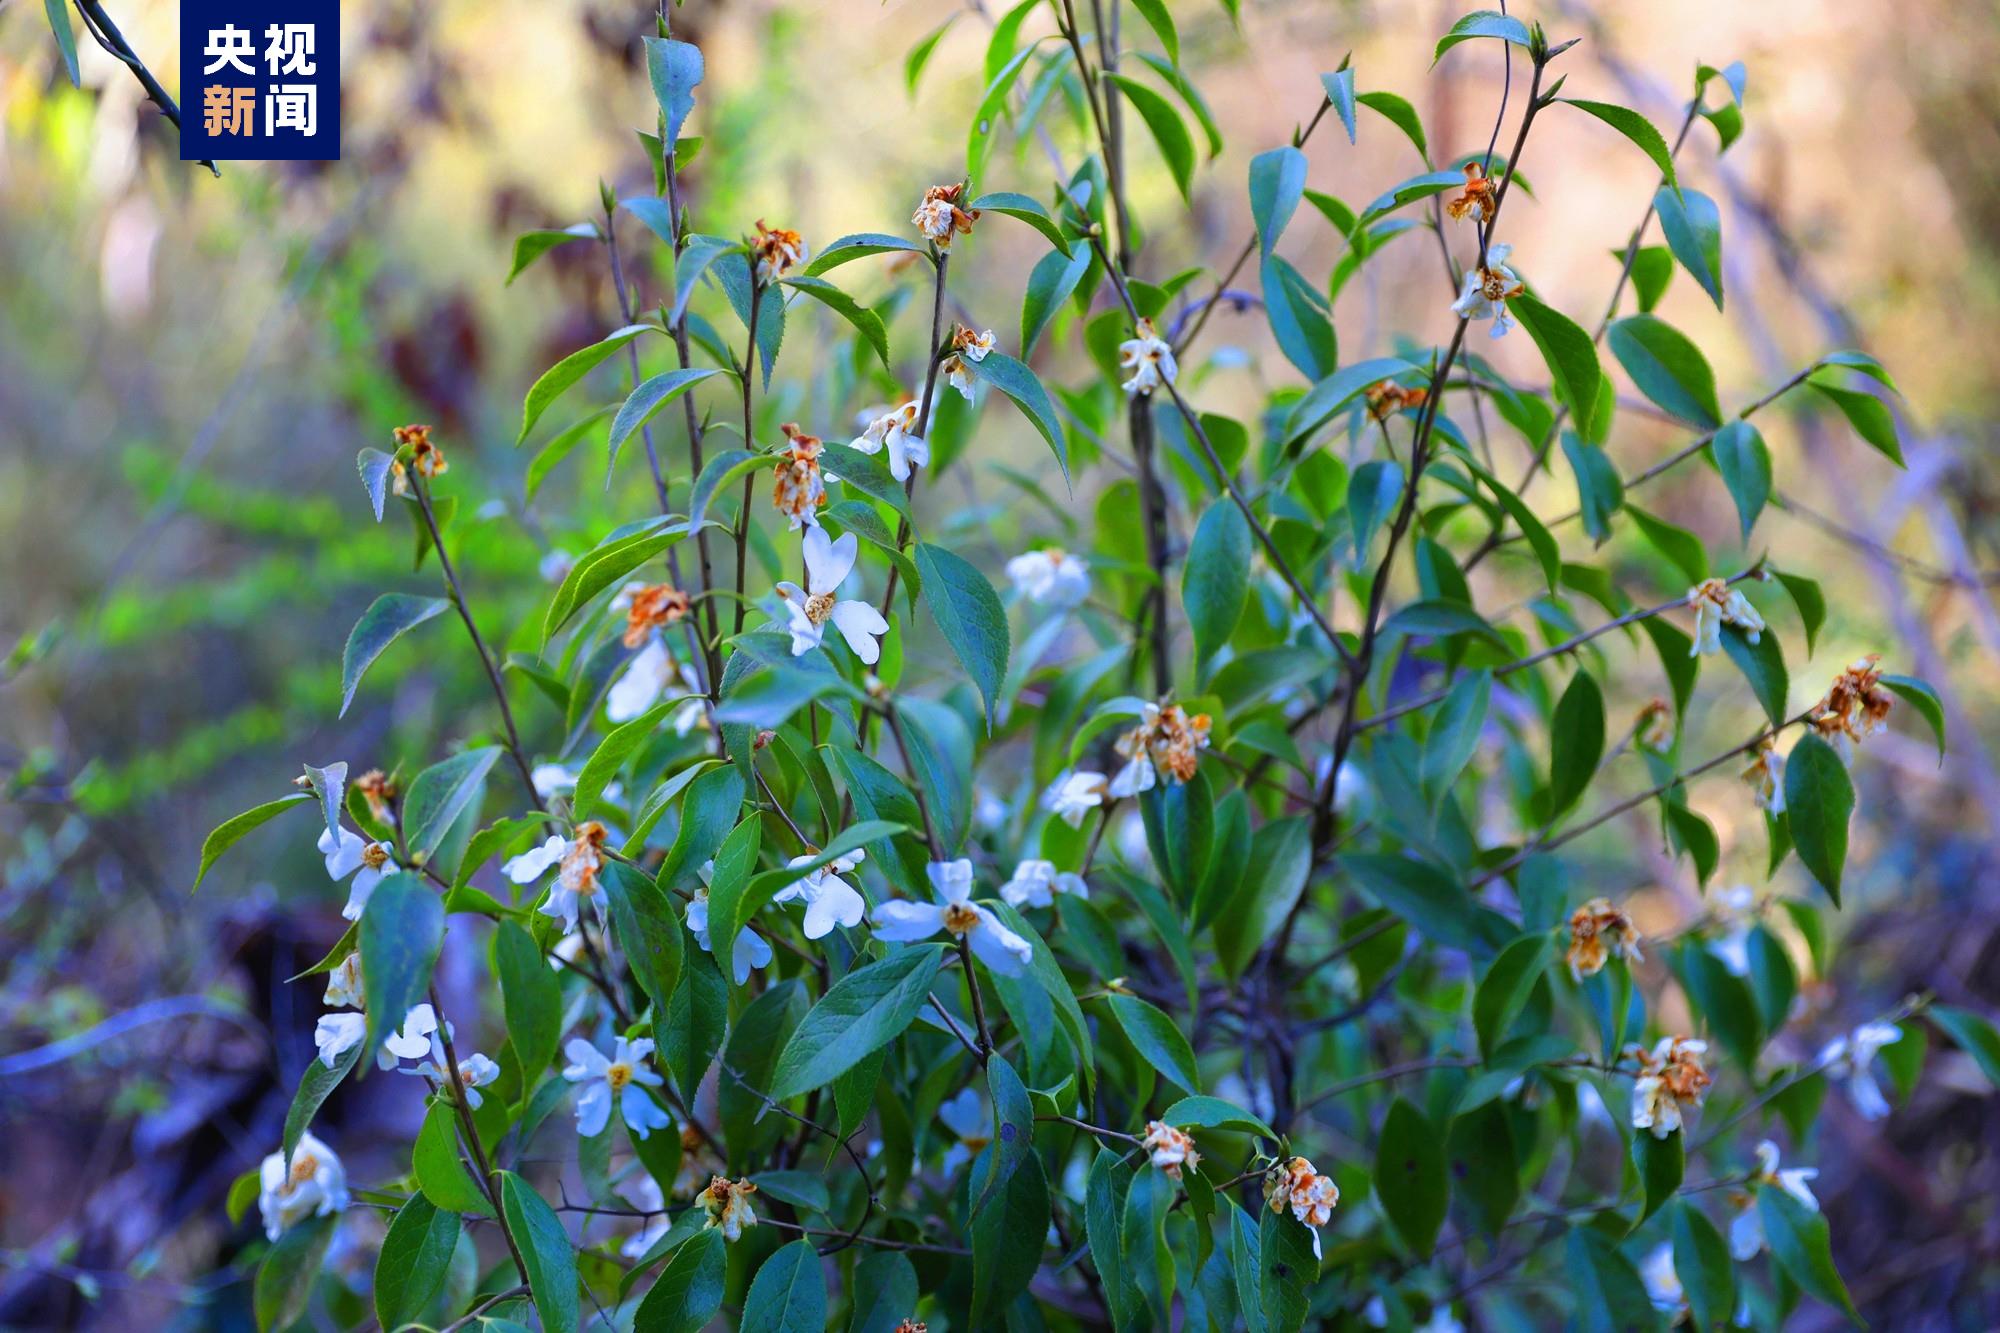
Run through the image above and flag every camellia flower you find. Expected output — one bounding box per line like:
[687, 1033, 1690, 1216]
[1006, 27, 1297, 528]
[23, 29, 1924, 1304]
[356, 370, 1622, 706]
[940, 325, 995, 399]
[315, 1001, 439, 1072]
[319, 826, 399, 922]
[772, 423, 827, 530]
[1740, 736, 1786, 814]
[850, 400, 930, 483]
[1633, 697, 1674, 753]
[1140, 1120, 1200, 1181]
[1818, 1021, 1902, 1121]
[259, 1130, 349, 1241]
[388, 423, 447, 495]
[1449, 243, 1523, 337]
[937, 1086, 992, 1174]
[1809, 654, 1895, 753]
[872, 859, 1034, 976]
[620, 582, 692, 648]
[1109, 701, 1213, 797]
[1043, 769, 1110, 828]
[504, 822, 610, 934]
[1630, 1036, 1713, 1138]
[911, 182, 979, 250]
[777, 526, 891, 664]
[1565, 897, 1643, 981]
[772, 848, 868, 939]
[1444, 160, 1498, 223]
[691, 859, 773, 984]
[1000, 859, 1088, 910]
[1686, 576, 1766, 656]
[322, 953, 365, 1010]
[351, 769, 396, 822]
[1005, 547, 1090, 609]
[1639, 1243, 1686, 1317]
[605, 636, 706, 728]
[1117, 318, 1177, 396]
[1728, 1140, 1820, 1260]
[751, 219, 806, 282]
[1264, 1155, 1339, 1259]
[400, 1032, 502, 1109]
[894, 1322, 929, 1333]
[696, 1174, 760, 1240]
[1364, 379, 1429, 422]
[563, 1035, 672, 1139]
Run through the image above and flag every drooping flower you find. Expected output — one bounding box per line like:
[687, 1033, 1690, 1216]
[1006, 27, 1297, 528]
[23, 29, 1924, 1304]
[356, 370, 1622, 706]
[351, 768, 396, 822]
[400, 1032, 502, 1109]
[1634, 697, 1674, 753]
[941, 325, 995, 399]
[1364, 378, 1429, 422]
[620, 582, 693, 648]
[319, 826, 400, 922]
[1117, 317, 1177, 396]
[912, 183, 979, 250]
[1686, 577, 1766, 656]
[773, 848, 868, 939]
[1109, 701, 1213, 797]
[772, 423, 828, 529]
[777, 526, 891, 664]
[507, 822, 610, 934]
[563, 1035, 672, 1139]
[1565, 897, 1643, 981]
[1043, 769, 1110, 828]
[1809, 654, 1895, 752]
[258, 1130, 349, 1241]
[1639, 1243, 1686, 1318]
[322, 953, 365, 1010]
[751, 220, 807, 282]
[872, 859, 1034, 976]
[388, 423, 447, 495]
[605, 637, 705, 728]
[1444, 160, 1498, 223]
[1264, 1155, 1339, 1260]
[850, 400, 930, 483]
[1141, 1121, 1200, 1181]
[1449, 243, 1523, 337]
[999, 859, 1088, 910]
[691, 859, 773, 984]
[1005, 547, 1090, 608]
[314, 1002, 439, 1072]
[696, 1174, 760, 1241]
[1741, 737, 1786, 814]
[1630, 1036, 1713, 1138]
[1728, 1140, 1820, 1260]
[1818, 1021, 1902, 1121]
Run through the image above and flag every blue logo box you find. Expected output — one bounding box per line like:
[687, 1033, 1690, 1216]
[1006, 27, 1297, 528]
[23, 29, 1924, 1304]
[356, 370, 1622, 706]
[180, 1, 339, 161]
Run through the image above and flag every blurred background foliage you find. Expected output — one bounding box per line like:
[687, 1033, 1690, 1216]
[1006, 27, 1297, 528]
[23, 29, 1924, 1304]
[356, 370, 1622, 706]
[1, 0, 1997, 1326]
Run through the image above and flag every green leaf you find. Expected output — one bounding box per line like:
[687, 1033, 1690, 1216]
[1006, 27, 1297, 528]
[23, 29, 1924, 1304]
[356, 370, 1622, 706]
[1434, 9, 1533, 62]
[518, 324, 656, 443]
[743, 1239, 826, 1332]
[1160, 1094, 1277, 1140]
[283, 1041, 362, 1168]
[970, 1151, 1050, 1322]
[1421, 669, 1491, 804]
[1640, 616, 1699, 720]
[1632, 1129, 1683, 1226]
[1463, 457, 1559, 592]
[1347, 458, 1403, 561]
[357, 447, 395, 520]
[1665, 802, 1719, 887]
[1374, 1098, 1448, 1256]
[1719, 621, 1788, 729]
[340, 594, 449, 717]
[915, 542, 1010, 728]
[644, 37, 704, 142]
[1565, 1227, 1663, 1333]
[1355, 168, 1464, 225]
[975, 1054, 1035, 1217]
[966, 39, 1048, 177]
[1561, 100, 1679, 196]
[43, 0, 80, 84]
[782, 275, 892, 371]
[499, 1171, 581, 1333]
[1774, 571, 1825, 657]
[1547, 670, 1606, 821]
[192, 793, 312, 892]
[1356, 89, 1429, 161]
[1508, 291, 1602, 424]
[848, 1250, 919, 1333]
[507, 222, 597, 285]
[1747, 924, 1798, 1032]
[1562, 431, 1625, 544]
[964, 348, 1070, 485]
[1655, 187, 1723, 310]
[1671, 1200, 1737, 1332]
[1321, 66, 1358, 144]
[803, 231, 927, 278]
[967, 190, 1071, 256]
[374, 1197, 461, 1332]
[1711, 420, 1771, 541]
[300, 761, 346, 846]
[1626, 504, 1708, 584]
[671, 234, 741, 325]
[767, 945, 946, 1099]
[1131, 0, 1179, 63]
[609, 368, 727, 467]
[1381, 599, 1507, 648]
[1446, 1100, 1520, 1234]
[1250, 146, 1309, 259]
[601, 860, 685, 1020]
[544, 520, 693, 645]
[633, 1228, 726, 1333]
[1759, 1188, 1862, 1324]
[1107, 993, 1202, 1094]
[1185, 501, 1253, 666]
[575, 700, 672, 821]
[414, 1103, 491, 1216]
[1880, 673, 1946, 760]
[1211, 816, 1311, 979]
[1809, 374, 1905, 466]
[360, 873, 444, 1061]
[1819, 348, 1899, 393]
[1474, 932, 1553, 1058]
[1021, 244, 1092, 355]
[1106, 72, 1197, 200]
[1629, 244, 1675, 313]
[1930, 1006, 2000, 1089]
[1609, 314, 1719, 427]
[255, 1214, 334, 1332]
[1259, 1205, 1316, 1333]
[903, 17, 955, 95]
[495, 921, 561, 1080]
[1783, 733, 1853, 905]
[1133, 52, 1224, 158]
[1283, 356, 1420, 447]
[403, 748, 500, 860]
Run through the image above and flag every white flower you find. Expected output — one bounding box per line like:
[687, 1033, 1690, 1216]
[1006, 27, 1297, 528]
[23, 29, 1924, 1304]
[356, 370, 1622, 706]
[1687, 577, 1767, 656]
[620, 1175, 671, 1260]
[1140, 1120, 1200, 1180]
[1117, 318, 1177, 396]
[259, 1131, 349, 1241]
[319, 826, 399, 921]
[1729, 1140, 1820, 1260]
[504, 834, 570, 885]
[538, 549, 575, 584]
[563, 1035, 671, 1139]
[1709, 883, 1758, 977]
[938, 1086, 991, 1175]
[519, 824, 609, 936]
[1742, 739, 1786, 815]
[316, 1002, 438, 1072]
[1043, 770, 1110, 828]
[942, 327, 996, 400]
[691, 860, 773, 984]
[399, 1032, 502, 1109]
[773, 849, 868, 939]
[1631, 1036, 1712, 1138]
[1639, 1243, 1686, 1317]
[850, 401, 930, 483]
[1005, 548, 1091, 608]
[999, 859, 1088, 909]
[871, 859, 1034, 976]
[313, 1012, 368, 1069]
[323, 954, 365, 1010]
[1449, 243, 1522, 337]
[696, 1175, 760, 1241]
[607, 639, 676, 724]
[1818, 1022, 1902, 1121]
[1263, 1156, 1338, 1261]
[531, 764, 580, 798]
[777, 527, 890, 664]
